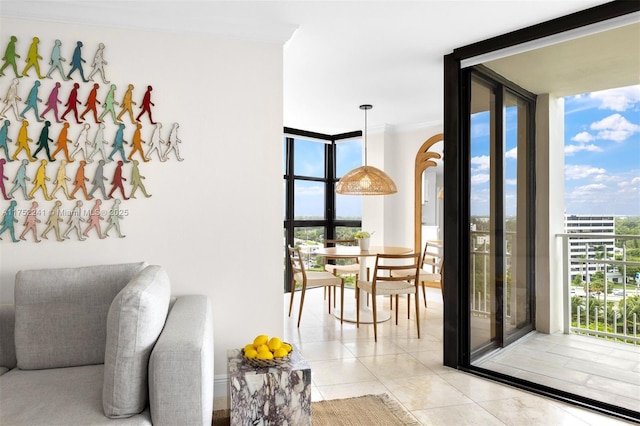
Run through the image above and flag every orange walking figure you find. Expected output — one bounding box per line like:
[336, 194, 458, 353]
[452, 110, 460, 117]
[135, 85, 155, 124]
[51, 122, 73, 162]
[28, 159, 52, 200]
[82, 198, 105, 239]
[108, 160, 129, 200]
[69, 160, 92, 200]
[116, 84, 136, 124]
[12, 120, 35, 162]
[19, 201, 42, 243]
[79, 83, 101, 123]
[128, 123, 148, 162]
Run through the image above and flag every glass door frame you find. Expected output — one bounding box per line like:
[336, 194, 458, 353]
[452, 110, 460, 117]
[467, 67, 536, 361]
[443, 1, 640, 421]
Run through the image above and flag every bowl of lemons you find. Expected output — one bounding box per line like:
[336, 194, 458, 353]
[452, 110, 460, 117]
[242, 334, 293, 367]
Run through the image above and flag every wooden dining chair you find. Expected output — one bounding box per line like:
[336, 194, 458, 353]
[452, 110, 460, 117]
[391, 240, 443, 307]
[323, 239, 369, 306]
[287, 245, 344, 327]
[356, 252, 421, 342]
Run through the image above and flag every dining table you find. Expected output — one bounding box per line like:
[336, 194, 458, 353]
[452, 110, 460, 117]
[314, 245, 413, 324]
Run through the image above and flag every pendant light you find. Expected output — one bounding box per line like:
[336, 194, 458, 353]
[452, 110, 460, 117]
[336, 104, 397, 195]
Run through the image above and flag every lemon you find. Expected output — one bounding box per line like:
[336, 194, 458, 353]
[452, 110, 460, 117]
[244, 344, 255, 353]
[244, 349, 258, 359]
[268, 337, 282, 352]
[257, 350, 274, 360]
[281, 343, 293, 353]
[253, 334, 269, 347]
[256, 344, 270, 353]
[273, 348, 288, 358]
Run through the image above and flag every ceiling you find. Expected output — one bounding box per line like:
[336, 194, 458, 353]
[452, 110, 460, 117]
[5, 1, 635, 134]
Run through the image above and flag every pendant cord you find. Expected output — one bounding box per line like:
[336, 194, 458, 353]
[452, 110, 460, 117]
[363, 107, 368, 167]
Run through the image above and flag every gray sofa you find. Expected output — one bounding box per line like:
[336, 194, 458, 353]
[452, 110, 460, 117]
[0, 262, 213, 425]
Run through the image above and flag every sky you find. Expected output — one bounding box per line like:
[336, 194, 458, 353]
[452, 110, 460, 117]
[470, 84, 640, 217]
[563, 84, 640, 216]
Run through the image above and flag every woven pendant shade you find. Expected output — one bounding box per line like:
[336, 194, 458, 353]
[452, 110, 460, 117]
[336, 165, 397, 195]
[336, 104, 397, 196]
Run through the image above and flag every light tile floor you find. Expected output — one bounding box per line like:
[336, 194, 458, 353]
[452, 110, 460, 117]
[284, 286, 638, 425]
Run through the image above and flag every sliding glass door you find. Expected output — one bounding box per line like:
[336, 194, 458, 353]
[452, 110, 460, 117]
[468, 70, 535, 359]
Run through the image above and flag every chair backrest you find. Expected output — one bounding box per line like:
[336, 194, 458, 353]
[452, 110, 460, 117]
[288, 245, 306, 280]
[323, 239, 359, 265]
[421, 240, 443, 273]
[372, 252, 421, 286]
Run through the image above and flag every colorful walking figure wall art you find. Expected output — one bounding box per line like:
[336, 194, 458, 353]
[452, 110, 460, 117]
[0, 36, 185, 243]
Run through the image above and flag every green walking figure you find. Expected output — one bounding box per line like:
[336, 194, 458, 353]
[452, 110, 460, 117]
[98, 84, 118, 124]
[104, 198, 125, 238]
[0, 36, 21, 78]
[0, 200, 20, 242]
[129, 159, 151, 199]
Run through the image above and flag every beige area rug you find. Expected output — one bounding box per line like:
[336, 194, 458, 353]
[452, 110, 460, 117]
[213, 393, 420, 425]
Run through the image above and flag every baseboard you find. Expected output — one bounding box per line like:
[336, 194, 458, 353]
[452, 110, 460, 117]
[213, 374, 229, 410]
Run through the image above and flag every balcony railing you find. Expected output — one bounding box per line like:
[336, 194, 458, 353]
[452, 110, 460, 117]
[470, 232, 640, 345]
[558, 233, 640, 345]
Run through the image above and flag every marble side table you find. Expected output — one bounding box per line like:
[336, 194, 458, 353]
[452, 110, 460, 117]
[227, 346, 311, 426]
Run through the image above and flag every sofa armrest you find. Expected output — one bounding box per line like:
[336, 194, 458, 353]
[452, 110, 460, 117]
[0, 304, 17, 372]
[148, 295, 213, 426]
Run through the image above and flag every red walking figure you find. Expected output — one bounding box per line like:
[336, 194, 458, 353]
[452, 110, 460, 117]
[135, 85, 156, 124]
[108, 160, 129, 200]
[61, 82, 82, 124]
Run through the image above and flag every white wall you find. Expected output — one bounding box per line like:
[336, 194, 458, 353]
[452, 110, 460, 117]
[535, 94, 566, 334]
[363, 123, 443, 253]
[0, 17, 285, 397]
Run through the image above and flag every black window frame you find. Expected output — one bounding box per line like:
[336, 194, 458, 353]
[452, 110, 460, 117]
[283, 127, 362, 292]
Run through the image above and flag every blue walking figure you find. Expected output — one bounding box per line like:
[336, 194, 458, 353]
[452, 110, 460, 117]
[108, 123, 129, 163]
[0, 120, 12, 162]
[66, 41, 88, 82]
[33, 120, 54, 161]
[20, 80, 44, 123]
[0, 200, 20, 242]
[46, 39, 69, 80]
[7, 159, 31, 200]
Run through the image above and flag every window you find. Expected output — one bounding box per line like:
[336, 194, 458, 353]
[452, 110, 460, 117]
[283, 128, 362, 291]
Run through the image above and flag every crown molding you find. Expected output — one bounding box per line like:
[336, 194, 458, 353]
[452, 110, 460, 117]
[1, 1, 299, 45]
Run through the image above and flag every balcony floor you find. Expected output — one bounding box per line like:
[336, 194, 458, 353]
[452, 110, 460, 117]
[282, 286, 638, 425]
[474, 330, 640, 414]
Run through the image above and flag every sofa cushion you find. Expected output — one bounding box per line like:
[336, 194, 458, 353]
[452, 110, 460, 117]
[0, 304, 17, 370]
[103, 265, 171, 418]
[0, 364, 151, 425]
[14, 262, 147, 370]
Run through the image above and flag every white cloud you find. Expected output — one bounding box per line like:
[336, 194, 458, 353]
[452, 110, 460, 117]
[471, 173, 490, 185]
[590, 113, 640, 142]
[589, 85, 640, 112]
[564, 144, 602, 155]
[618, 176, 640, 188]
[571, 131, 595, 143]
[575, 183, 607, 191]
[505, 147, 517, 159]
[565, 164, 606, 180]
[505, 178, 517, 186]
[471, 155, 490, 171]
